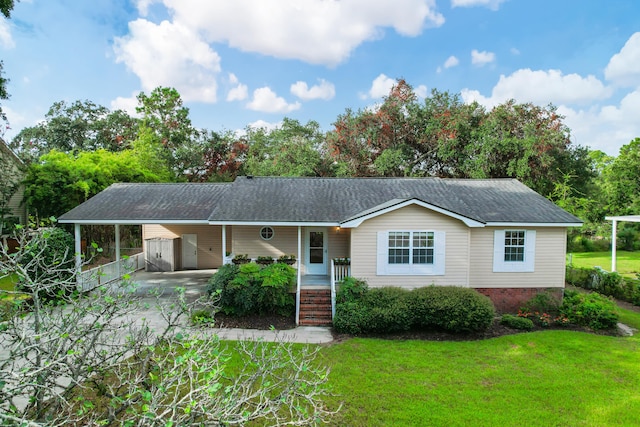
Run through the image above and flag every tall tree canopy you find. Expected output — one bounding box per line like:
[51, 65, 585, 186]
[243, 118, 333, 177]
[10, 100, 138, 162]
[24, 149, 170, 220]
[327, 79, 594, 198]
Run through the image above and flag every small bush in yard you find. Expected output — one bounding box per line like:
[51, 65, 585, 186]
[334, 283, 495, 334]
[501, 314, 534, 331]
[336, 276, 368, 304]
[207, 262, 295, 316]
[411, 286, 495, 333]
[561, 289, 619, 330]
[362, 287, 412, 333]
[333, 301, 372, 335]
[258, 263, 296, 316]
[521, 291, 561, 315]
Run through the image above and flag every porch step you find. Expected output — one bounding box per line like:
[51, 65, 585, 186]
[299, 289, 333, 327]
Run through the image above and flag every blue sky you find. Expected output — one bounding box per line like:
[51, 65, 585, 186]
[1, 0, 639, 155]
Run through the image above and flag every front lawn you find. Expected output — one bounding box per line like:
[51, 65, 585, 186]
[321, 331, 640, 426]
[567, 250, 640, 276]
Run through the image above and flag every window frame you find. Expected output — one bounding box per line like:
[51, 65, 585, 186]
[493, 229, 536, 273]
[377, 230, 445, 276]
[259, 226, 274, 241]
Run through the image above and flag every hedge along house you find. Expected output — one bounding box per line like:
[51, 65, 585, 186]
[59, 176, 582, 324]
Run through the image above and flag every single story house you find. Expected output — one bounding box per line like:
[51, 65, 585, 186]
[59, 176, 582, 324]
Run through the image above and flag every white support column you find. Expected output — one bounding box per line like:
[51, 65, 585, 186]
[222, 225, 227, 265]
[611, 220, 617, 272]
[296, 226, 302, 325]
[115, 224, 121, 278]
[74, 223, 82, 287]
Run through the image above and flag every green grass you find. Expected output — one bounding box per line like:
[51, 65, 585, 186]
[320, 332, 640, 426]
[567, 250, 640, 276]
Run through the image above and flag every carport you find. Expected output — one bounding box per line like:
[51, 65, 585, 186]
[605, 215, 640, 272]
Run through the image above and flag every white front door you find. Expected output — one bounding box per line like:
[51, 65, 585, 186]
[182, 234, 198, 269]
[305, 228, 327, 275]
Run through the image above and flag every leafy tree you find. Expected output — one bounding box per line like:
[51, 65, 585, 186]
[24, 149, 170, 220]
[602, 137, 640, 215]
[0, 227, 337, 425]
[10, 100, 139, 162]
[244, 118, 333, 177]
[327, 79, 594, 198]
[136, 87, 197, 179]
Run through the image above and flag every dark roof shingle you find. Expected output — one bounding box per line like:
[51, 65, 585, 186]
[58, 177, 582, 225]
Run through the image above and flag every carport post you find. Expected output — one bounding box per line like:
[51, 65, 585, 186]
[74, 223, 82, 287]
[611, 219, 617, 272]
[222, 225, 227, 265]
[115, 224, 121, 278]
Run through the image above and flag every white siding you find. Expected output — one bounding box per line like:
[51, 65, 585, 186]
[470, 227, 566, 288]
[142, 224, 230, 268]
[350, 204, 469, 288]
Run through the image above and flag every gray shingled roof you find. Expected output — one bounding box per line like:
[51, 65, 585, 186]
[207, 177, 581, 224]
[58, 183, 229, 222]
[58, 177, 582, 225]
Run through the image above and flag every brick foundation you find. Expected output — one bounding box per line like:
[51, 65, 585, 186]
[475, 287, 563, 313]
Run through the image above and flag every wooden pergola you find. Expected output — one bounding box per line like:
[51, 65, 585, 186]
[605, 215, 640, 272]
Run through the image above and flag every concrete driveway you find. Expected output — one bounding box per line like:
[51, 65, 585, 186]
[129, 269, 215, 302]
[125, 269, 333, 344]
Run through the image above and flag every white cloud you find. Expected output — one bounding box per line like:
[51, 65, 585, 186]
[0, 19, 15, 49]
[136, 0, 158, 16]
[462, 69, 612, 107]
[510, 47, 520, 55]
[290, 79, 335, 101]
[559, 89, 640, 153]
[451, 0, 507, 10]
[604, 32, 640, 87]
[366, 73, 396, 99]
[226, 74, 248, 101]
[113, 19, 221, 103]
[227, 84, 248, 102]
[156, 0, 444, 66]
[443, 55, 459, 69]
[471, 49, 495, 66]
[415, 84, 428, 99]
[246, 87, 301, 113]
[110, 93, 141, 117]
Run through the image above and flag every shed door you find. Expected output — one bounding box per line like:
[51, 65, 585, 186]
[182, 234, 198, 269]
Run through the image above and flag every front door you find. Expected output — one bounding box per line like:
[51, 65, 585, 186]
[182, 234, 198, 269]
[306, 228, 327, 275]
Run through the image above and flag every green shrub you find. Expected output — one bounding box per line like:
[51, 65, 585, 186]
[566, 265, 640, 307]
[411, 286, 495, 333]
[521, 291, 561, 316]
[207, 264, 239, 314]
[500, 314, 534, 331]
[362, 288, 412, 333]
[561, 290, 619, 330]
[334, 284, 495, 334]
[207, 262, 295, 317]
[336, 277, 368, 304]
[333, 301, 372, 335]
[258, 263, 296, 316]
